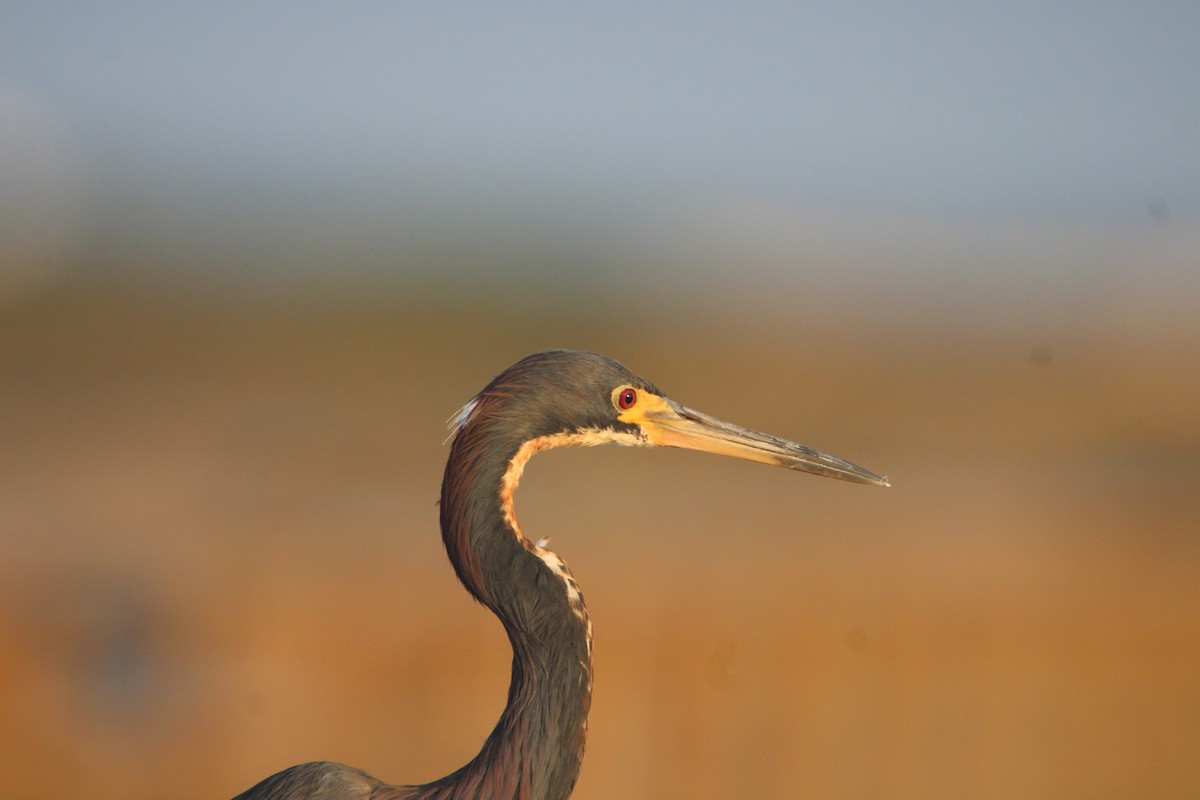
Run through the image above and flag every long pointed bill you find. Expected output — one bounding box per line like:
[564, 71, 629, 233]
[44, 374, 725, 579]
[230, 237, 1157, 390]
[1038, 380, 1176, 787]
[622, 395, 890, 487]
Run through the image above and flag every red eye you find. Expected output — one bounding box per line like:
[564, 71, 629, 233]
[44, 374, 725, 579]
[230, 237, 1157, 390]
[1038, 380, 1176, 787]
[617, 387, 637, 410]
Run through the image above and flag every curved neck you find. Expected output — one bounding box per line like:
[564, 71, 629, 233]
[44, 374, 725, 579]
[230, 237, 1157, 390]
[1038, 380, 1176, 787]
[416, 415, 592, 800]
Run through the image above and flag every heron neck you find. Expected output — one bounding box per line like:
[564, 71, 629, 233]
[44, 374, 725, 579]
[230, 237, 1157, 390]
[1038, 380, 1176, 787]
[427, 426, 592, 800]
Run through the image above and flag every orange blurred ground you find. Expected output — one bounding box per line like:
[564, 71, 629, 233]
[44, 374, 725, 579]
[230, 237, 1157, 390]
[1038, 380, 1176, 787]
[1, 276, 1198, 798]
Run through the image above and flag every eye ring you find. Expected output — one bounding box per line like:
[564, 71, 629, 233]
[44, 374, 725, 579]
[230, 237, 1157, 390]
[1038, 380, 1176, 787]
[616, 387, 638, 410]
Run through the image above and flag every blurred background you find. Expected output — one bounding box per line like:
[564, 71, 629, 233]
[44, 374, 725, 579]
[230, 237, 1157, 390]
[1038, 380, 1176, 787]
[2, 2, 1199, 798]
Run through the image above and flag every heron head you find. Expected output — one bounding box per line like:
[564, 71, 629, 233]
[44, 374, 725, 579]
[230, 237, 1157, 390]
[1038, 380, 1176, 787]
[454, 349, 888, 487]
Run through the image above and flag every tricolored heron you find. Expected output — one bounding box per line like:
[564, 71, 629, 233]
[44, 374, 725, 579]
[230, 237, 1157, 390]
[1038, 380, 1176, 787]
[232, 349, 888, 800]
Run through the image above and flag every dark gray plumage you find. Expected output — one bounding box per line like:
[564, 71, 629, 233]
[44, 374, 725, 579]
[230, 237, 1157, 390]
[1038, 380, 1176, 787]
[230, 350, 887, 800]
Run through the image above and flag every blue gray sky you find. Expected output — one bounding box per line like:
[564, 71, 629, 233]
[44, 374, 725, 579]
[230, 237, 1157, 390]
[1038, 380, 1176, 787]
[2, 2, 1198, 294]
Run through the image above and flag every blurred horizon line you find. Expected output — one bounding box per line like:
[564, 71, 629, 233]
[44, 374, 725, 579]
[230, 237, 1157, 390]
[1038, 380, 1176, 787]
[5, 200, 1199, 340]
